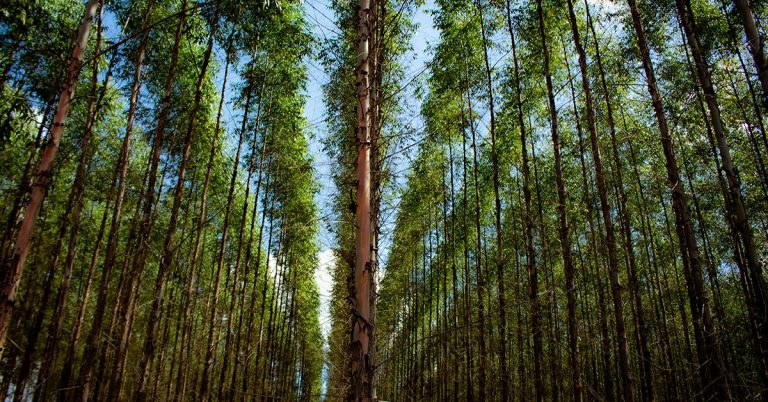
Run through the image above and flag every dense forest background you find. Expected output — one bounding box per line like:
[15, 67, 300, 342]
[1, 0, 768, 401]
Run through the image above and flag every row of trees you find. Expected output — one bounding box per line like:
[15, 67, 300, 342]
[327, 0, 768, 400]
[4, 0, 768, 400]
[0, 0, 324, 400]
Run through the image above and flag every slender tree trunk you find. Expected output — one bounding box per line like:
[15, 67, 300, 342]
[33, 10, 115, 397]
[563, 43, 615, 400]
[676, 0, 763, 394]
[352, 0, 373, 398]
[464, 66, 489, 402]
[582, 3, 653, 399]
[629, 0, 732, 399]
[459, 105, 474, 402]
[369, 0, 382, 395]
[0, 0, 100, 354]
[445, 144, 460, 402]
[135, 4, 219, 398]
[241, 155, 273, 401]
[475, 2, 508, 400]
[48, 193, 108, 401]
[175, 42, 230, 402]
[734, 0, 768, 107]
[624, 130, 682, 399]
[74, 2, 155, 399]
[675, 17, 745, 390]
[477, 0, 511, 401]
[217, 92, 265, 401]
[259, 226, 287, 399]
[249, 181, 277, 398]
[550, 8, 583, 401]
[106, 0, 188, 391]
[534, 1, 559, 399]
[199, 80, 254, 402]
[233, 93, 269, 401]
[565, 2, 634, 399]
[14, 17, 114, 392]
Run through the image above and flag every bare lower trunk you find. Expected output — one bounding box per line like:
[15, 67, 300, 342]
[534, 1, 557, 398]
[106, 1, 187, 397]
[476, 2, 508, 400]
[175, 44, 230, 401]
[675, 0, 755, 397]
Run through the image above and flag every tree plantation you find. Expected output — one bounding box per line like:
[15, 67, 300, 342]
[1, 0, 767, 400]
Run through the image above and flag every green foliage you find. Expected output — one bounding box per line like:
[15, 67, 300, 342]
[0, 0, 323, 399]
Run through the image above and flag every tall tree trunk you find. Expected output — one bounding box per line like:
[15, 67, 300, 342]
[0, 0, 100, 355]
[241, 155, 273, 401]
[351, 0, 373, 398]
[582, 2, 653, 399]
[534, 1, 559, 399]
[135, 3, 219, 399]
[550, 7, 583, 402]
[459, 104, 474, 402]
[565, 2, 634, 399]
[675, 15, 743, 390]
[199, 80, 254, 402]
[175, 41, 230, 402]
[475, 2, 509, 400]
[369, 1, 382, 396]
[33, 10, 116, 398]
[562, 41, 615, 400]
[232, 90, 269, 402]
[733, 0, 768, 107]
[248, 176, 277, 398]
[444, 150, 460, 401]
[623, 126, 682, 399]
[259, 224, 287, 399]
[628, 0, 732, 399]
[699, 3, 768, 385]
[463, 62, 489, 402]
[106, 0, 188, 397]
[14, 25, 109, 390]
[217, 91, 265, 401]
[73, 2, 155, 399]
[676, 0, 763, 394]
[47, 195, 107, 401]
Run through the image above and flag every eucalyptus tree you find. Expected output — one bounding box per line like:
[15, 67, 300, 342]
[0, 0, 100, 356]
[372, 0, 768, 400]
[0, 0, 322, 400]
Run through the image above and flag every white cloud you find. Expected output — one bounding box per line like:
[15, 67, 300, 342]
[315, 249, 336, 341]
